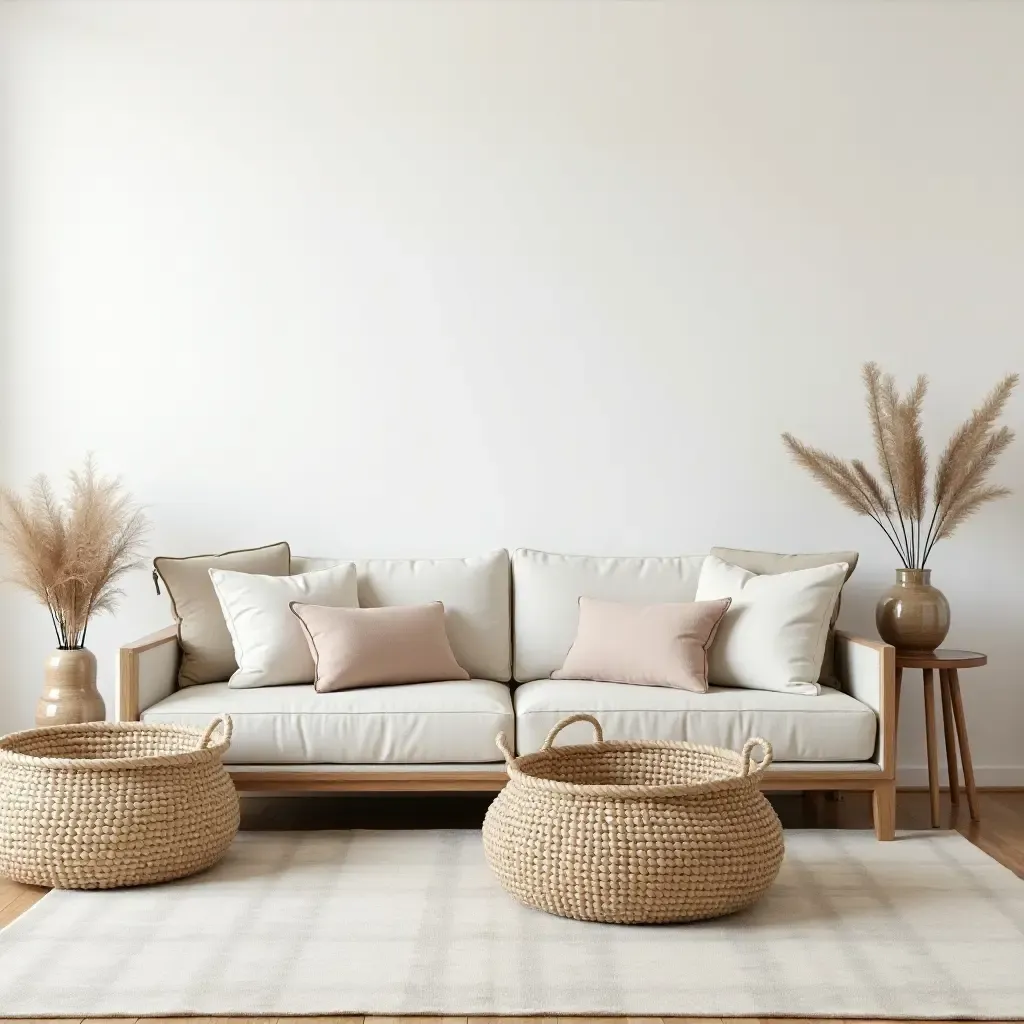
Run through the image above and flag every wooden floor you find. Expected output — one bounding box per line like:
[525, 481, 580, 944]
[1, 789, 1022, 1024]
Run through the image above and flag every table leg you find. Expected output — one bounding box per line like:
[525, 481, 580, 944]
[922, 668, 940, 828]
[948, 668, 980, 821]
[939, 669, 959, 806]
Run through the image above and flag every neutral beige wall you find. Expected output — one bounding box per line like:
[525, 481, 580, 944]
[1, 0, 1022, 782]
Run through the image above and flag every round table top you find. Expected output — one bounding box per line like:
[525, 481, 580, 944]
[894, 648, 987, 670]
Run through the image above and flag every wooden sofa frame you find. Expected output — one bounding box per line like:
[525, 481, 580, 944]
[118, 628, 897, 839]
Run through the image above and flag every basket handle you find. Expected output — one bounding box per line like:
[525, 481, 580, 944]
[542, 713, 604, 750]
[200, 715, 233, 749]
[495, 731, 515, 765]
[741, 737, 773, 776]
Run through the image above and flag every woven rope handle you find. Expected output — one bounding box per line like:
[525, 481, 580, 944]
[542, 713, 604, 750]
[495, 732, 515, 765]
[741, 736, 772, 777]
[200, 715, 233, 749]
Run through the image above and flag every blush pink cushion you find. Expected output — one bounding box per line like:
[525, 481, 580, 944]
[290, 601, 470, 691]
[551, 596, 732, 692]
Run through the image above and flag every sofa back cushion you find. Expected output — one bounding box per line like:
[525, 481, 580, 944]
[512, 549, 707, 682]
[291, 549, 511, 681]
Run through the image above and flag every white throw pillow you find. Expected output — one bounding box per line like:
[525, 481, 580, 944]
[210, 563, 358, 688]
[694, 555, 848, 695]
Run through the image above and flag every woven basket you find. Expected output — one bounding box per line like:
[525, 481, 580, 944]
[0, 715, 240, 890]
[483, 713, 784, 924]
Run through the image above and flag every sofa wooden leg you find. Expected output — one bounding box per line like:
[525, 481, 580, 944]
[872, 781, 896, 841]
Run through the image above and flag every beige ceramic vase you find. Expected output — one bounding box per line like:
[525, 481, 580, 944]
[875, 569, 950, 653]
[35, 648, 105, 727]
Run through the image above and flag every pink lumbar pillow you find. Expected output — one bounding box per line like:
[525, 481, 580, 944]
[289, 601, 470, 692]
[552, 596, 733, 692]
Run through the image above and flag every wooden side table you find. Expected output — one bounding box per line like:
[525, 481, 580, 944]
[894, 648, 986, 828]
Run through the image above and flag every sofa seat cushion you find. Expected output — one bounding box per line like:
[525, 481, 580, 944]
[513, 678, 877, 762]
[141, 679, 513, 765]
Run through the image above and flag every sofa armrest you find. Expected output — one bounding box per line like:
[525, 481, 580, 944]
[117, 625, 180, 721]
[834, 631, 896, 778]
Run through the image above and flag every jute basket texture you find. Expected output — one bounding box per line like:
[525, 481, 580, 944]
[483, 713, 785, 924]
[0, 715, 239, 890]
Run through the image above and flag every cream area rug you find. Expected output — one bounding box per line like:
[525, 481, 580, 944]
[1, 829, 1023, 1019]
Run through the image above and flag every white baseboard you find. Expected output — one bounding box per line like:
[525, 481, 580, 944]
[897, 764, 1024, 788]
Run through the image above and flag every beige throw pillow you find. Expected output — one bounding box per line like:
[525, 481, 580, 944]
[154, 542, 291, 687]
[710, 546, 859, 682]
[552, 597, 732, 692]
[290, 602, 470, 692]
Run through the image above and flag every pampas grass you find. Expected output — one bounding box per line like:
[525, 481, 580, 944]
[0, 457, 149, 648]
[782, 364, 1017, 568]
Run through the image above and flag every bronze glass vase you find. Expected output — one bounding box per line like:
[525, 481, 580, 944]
[875, 569, 950, 652]
[35, 648, 106, 727]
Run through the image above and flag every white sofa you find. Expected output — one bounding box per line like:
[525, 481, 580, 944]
[118, 548, 897, 838]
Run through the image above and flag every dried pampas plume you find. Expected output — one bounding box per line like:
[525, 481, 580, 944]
[783, 365, 1017, 568]
[0, 456, 149, 648]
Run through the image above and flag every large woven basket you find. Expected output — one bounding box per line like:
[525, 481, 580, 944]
[483, 714, 784, 924]
[0, 715, 239, 890]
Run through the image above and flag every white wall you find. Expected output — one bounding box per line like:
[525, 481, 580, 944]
[1, 0, 1022, 783]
